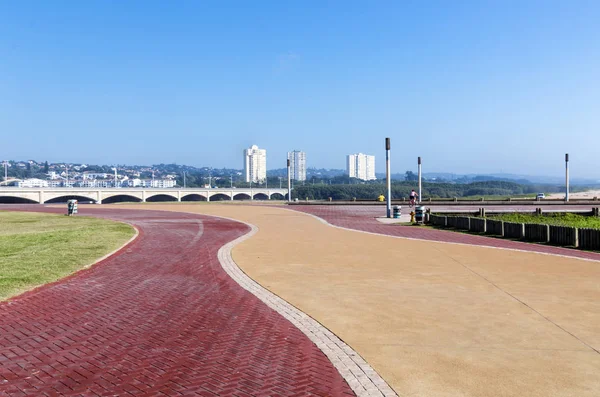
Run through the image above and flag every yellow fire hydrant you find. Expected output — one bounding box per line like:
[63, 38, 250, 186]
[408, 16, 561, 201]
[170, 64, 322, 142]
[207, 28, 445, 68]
[410, 211, 415, 223]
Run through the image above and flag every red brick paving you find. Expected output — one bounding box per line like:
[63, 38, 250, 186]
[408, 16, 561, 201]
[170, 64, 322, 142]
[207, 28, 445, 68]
[0, 206, 354, 397]
[291, 205, 600, 261]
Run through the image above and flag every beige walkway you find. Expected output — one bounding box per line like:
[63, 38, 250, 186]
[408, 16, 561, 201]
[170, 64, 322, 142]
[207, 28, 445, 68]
[117, 204, 600, 397]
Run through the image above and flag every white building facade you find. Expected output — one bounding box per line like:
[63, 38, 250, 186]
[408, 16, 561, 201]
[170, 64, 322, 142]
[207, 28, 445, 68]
[244, 145, 267, 183]
[16, 178, 49, 188]
[346, 153, 376, 181]
[287, 150, 307, 181]
[122, 179, 176, 188]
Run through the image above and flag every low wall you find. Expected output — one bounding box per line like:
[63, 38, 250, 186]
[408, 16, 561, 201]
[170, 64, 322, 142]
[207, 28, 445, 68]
[447, 216, 458, 228]
[430, 214, 447, 227]
[524, 224, 550, 243]
[456, 217, 470, 231]
[504, 222, 525, 239]
[428, 214, 600, 252]
[486, 219, 504, 236]
[549, 226, 578, 247]
[579, 228, 600, 250]
[470, 218, 486, 233]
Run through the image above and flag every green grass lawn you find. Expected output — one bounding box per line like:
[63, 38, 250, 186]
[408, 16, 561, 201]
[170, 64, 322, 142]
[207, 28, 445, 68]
[481, 212, 600, 229]
[0, 211, 135, 300]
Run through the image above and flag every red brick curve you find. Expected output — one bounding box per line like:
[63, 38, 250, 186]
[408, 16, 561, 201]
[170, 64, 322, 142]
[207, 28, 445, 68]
[0, 206, 354, 397]
[289, 205, 600, 262]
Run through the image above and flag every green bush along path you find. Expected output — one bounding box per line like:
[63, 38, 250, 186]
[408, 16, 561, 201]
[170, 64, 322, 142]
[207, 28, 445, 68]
[0, 211, 135, 300]
[482, 212, 600, 229]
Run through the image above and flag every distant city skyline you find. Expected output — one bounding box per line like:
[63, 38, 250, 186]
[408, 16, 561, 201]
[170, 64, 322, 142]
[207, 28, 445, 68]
[2, 2, 600, 178]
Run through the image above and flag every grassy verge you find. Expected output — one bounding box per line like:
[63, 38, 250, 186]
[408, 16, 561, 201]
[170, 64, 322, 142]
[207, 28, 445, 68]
[479, 212, 600, 229]
[0, 211, 135, 300]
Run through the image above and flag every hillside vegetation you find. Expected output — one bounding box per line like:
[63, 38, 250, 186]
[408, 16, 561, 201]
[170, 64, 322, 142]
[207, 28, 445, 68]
[291, 181, 575, 200]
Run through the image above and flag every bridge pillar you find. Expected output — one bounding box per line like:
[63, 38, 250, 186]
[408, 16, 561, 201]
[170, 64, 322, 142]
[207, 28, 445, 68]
[231, 191, 234, 200]
[97, 191, 102, 204]
[39, 191, 44, 204]
[142, 190, 146, 202]
[177, 190, 181, 202]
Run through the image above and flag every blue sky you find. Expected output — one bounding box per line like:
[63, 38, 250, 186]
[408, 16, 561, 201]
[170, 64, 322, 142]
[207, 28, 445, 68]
[1, 1, 599, 178]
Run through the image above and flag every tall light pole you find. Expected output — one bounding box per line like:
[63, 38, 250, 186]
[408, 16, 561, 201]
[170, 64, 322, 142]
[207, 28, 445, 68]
[418, 156, 422, 203]
[230, 174, 233, 188]
[113, 167, 118, 188]
[287, 159, 291, 202]
[152, 170, 155, 187]
[2, 160, 8, 182]
[565, 153, 569, 202]
[386, 138, 391, 218]
[66, 164, 69, 187]
[279, 176, 282, 189]
[183, 171, 186, 189]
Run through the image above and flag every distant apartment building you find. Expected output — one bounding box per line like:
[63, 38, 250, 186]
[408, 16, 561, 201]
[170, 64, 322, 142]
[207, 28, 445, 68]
[244, 145, 267, 183]
[16, 178, 49, 188]
[47, 180, 64, 188]
[346, 153, 376, 181]
[287, 150, 307, 181]
[122, 179, 176, 188]
[75, 180, 114, 188]
[83, 172, 108, 179]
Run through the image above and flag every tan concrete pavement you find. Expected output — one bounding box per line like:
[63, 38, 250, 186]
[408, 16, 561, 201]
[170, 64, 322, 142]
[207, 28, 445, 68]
[114, 204, 600, 397]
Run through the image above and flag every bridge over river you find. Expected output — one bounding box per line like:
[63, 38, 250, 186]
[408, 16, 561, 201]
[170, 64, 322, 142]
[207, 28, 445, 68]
[0, 187, 289, 204]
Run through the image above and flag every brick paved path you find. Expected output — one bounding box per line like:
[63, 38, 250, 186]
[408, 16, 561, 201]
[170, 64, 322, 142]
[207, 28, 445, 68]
[290, 205, 600, 261]
[0, 206, 354, 397]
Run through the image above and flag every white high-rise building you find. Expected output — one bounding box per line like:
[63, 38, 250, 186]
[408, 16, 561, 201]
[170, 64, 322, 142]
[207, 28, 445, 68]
[244, 145, 267, 183]
[347, 153, 376, 181]
[287, 150, 307, 181]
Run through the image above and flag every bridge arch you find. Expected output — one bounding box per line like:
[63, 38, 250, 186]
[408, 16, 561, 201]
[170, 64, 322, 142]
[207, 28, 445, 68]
[146, 194, 178, 202]
[270, 193, 284, 200]
[0, 196, 38, 204]
[182, 194, 207, 202]
[253, 193, 269, 201]
[233, 193, 251, 200]
[145, 192, 178, 202]
[44, 194, 97, 204]
[102, 195, 143, 204]
[209, 193, 231, 201]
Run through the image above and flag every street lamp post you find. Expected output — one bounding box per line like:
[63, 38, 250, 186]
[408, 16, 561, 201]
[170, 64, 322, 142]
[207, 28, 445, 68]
[230, 174, 233, 188]
[418, 156, 422, 204]
[287, 159, 291, 202]
[66, 164, 69, 187]
[2, 160, 8, 182]
[183, 171, 186, 189]
[565, 153, 569, 202]
[385, 138, 391, 218]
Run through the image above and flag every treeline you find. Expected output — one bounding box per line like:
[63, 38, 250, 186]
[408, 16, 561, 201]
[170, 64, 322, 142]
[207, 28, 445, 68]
[291, 181, 572, 200]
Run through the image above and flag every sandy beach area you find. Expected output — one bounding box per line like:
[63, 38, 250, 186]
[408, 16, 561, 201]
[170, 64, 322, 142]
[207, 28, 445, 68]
[547, 189, 600, 199]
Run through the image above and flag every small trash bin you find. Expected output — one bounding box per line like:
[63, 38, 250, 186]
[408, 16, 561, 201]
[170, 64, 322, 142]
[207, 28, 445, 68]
[393, 205, 401, 219]
[415, 206, 425, 223]
[67, 199, 78, 216]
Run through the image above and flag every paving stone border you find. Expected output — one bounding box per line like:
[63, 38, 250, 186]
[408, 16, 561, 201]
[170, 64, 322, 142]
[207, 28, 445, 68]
[217, 221, 398, 397]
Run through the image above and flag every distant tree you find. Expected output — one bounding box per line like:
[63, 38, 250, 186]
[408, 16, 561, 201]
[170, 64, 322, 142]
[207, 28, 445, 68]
[44, 161, 49, 173]
[405, 171, 418, 181]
